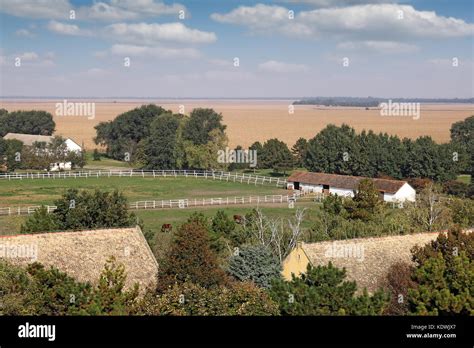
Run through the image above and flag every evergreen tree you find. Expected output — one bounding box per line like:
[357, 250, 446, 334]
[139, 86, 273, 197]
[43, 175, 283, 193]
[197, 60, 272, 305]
[228, 245, 281, 288]
[269, 263, 388, 315]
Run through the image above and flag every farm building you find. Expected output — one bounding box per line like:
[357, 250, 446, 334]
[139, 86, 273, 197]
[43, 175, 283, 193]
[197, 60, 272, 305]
[282, 232, 440, 293]
[3, 133, 82, 152]
[3, 133, 82, 171]
[0, 226, 158, 291]
[287, 171, 416, 202]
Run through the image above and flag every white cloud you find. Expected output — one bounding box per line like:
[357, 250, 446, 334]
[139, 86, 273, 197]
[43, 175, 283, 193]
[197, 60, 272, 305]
[110, 44, 200, 59]
[0, 0, 185, 20]
[0, 0, 72, 19]
[281, 0, 397, 7]
[337, 41, 419, 54]
[104, 22, 216, 45]
[212, 4, 474, 40]
[15, 29, 34, 37]
[258, 60, 309, 73]
[47, 20, 91, 36]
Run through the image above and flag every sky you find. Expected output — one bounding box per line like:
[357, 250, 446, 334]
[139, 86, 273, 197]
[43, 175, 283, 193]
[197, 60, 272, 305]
[0, 0, 473, 98]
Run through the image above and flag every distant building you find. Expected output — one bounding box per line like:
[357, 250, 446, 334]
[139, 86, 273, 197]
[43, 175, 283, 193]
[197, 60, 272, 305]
[287, 171, 416, 202]
[3, 133, 82, 171]
[0, 226, 158, 291]
[3, 133, 82, 153]
[282, 232, 440, 293]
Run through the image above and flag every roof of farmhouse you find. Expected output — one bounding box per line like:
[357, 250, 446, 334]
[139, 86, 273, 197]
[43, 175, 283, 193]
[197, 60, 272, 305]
[287, 171, 407, 194]
[0, 226, 158, 290]
[3, 133, 54, 146]
[300, 232, 440, 293]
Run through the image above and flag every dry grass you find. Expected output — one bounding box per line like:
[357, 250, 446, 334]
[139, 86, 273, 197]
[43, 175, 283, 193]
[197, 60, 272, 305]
[0, 226, 158, 290]
[1, 100, 472, 149]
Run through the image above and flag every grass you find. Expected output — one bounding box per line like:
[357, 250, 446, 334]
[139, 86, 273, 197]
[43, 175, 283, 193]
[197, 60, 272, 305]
[0, 176, 286, 207]
[0, 201, 321, 236]
[457, 174, 471, 184]
[83, 151, 137, 169]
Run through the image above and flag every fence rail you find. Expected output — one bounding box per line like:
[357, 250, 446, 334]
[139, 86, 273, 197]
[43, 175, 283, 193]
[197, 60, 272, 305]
[0, 193, 302, 216]
[0, 169, 287, 187]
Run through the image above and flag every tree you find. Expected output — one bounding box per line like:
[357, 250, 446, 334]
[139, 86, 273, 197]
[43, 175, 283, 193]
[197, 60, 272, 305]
[228, 245, 281, 288]
[304, 124, 359, 175]
[291, 138, 308, 167]
[21, 206, 59, 233]
[269, 263, 388, 315]
[211, 210, 235, 236]
[183, 108, 226, 145]
[0, 138, 23, 171]
[21, 189, 136, 233]
[94, 104, 168, 160]
[260, 138, 294, 173]
[407, 183, 451, 232]
[92, 149, 101, 161]
[450, 115, 474, 177]
[407, 227, 473, 315]
[157, 220, 228, 293]
[86, 257, 140, 315]
[344, 179, 383, 221]
[0, 110, 55, 137]
[384, 262, 417, 315]
[184, 128, 228, 170]
[142, 114, 181, 169]
[140, 281, 279, 316]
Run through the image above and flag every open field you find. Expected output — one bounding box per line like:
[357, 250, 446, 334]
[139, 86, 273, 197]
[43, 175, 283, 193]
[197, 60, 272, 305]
[0, 176, 285, 207]
[1, 100, 472, 149]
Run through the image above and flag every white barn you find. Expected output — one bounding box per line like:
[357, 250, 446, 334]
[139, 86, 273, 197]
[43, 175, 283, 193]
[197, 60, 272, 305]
[287, 171, 416, 202]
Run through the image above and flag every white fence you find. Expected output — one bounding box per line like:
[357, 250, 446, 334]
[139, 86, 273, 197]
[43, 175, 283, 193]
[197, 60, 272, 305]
[0, 169, 287, 187]
[0, 193, 303, 216]
[130, 194, 299, 210]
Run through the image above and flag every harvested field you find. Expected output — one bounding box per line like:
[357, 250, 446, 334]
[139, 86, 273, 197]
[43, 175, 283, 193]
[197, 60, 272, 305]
[0, 226, 158, 290]
[1, 100, 472, 149]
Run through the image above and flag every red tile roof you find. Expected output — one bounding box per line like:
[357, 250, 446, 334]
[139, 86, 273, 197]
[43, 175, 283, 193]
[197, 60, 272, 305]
[287, 172, 407, 194]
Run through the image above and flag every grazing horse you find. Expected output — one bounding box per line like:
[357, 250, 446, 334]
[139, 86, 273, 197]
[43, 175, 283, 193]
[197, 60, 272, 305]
[161, 224, 172, 233]
[233, 215, 243, 224]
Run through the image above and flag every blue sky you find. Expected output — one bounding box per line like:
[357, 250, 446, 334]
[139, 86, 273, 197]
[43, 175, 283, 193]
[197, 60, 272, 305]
[0, 0, 473, 98]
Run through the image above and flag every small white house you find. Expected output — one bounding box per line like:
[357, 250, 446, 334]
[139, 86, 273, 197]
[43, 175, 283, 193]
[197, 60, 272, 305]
[287, 171, 416, 202]
[50, 162, 72, 171]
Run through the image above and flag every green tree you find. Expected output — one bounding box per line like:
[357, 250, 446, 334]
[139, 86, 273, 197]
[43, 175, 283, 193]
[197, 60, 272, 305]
[270, 263, 388, 315]
[408, 227, 473, 315]
[344, 179, 383, 221]
[450, 115, 474, 177]
[94, 104, 168, 160]
[212, 210, 235, 236]
[0, 110, 55, 137]
[21, 189, 136, 233]
[142, 114, 181, 169]
[228, 245, 281, 288]
[260, 138, 294, 173]
[183, 108, 226, 145]
[291, 138, 308, 167]
[140, 281, 279, 316]
[21, 206, 59, 233]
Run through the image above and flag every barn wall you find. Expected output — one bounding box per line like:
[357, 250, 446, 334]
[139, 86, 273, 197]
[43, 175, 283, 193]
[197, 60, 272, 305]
[329, 187, 354, 197]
